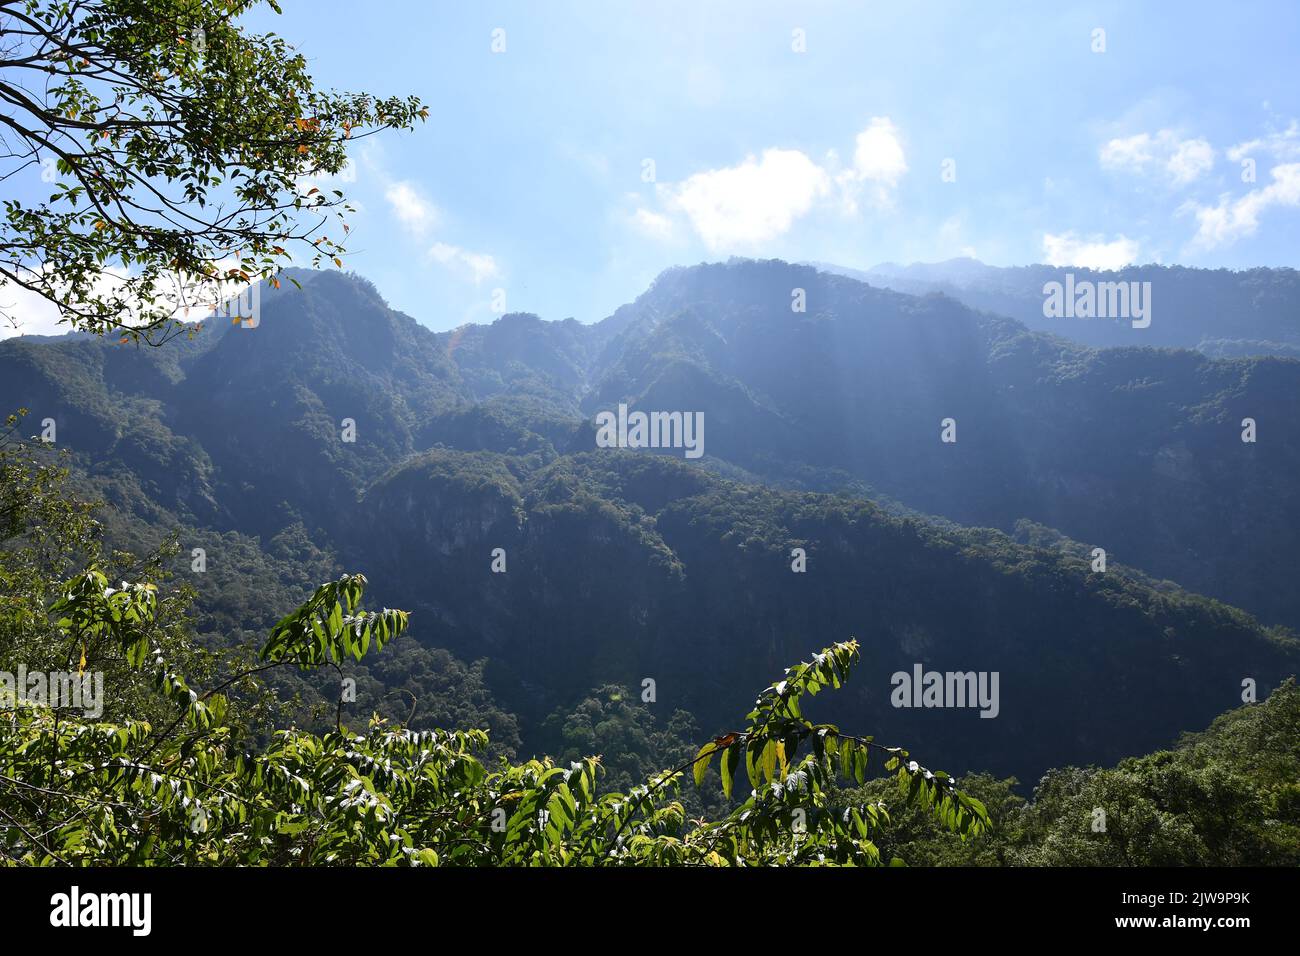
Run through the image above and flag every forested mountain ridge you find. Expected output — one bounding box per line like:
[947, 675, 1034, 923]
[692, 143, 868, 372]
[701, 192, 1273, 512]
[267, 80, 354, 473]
[818, 257, 1300, 356]
[2, 260, 1296, 784]
[533, 259, 1300, 628]
[358, 448, 1295, 781]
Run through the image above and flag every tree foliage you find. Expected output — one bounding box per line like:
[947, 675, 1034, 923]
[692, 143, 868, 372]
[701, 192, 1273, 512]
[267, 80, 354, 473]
[0, 0, 425, 338]
[0, 554, 987, 864]
[838, 680, 1300, 867]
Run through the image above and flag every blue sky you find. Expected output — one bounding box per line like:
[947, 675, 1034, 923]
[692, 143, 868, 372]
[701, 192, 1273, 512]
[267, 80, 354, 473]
[11, 1, 1300, 335]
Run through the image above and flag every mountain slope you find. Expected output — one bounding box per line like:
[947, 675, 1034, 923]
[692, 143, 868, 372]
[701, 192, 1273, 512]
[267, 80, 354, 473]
[355, 449, 1297, 780]
[2, 260, 1297, 782]
[578, 260, 1300, 627]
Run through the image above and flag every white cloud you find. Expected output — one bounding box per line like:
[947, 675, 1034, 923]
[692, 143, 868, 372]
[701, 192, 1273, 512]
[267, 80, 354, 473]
[426, 242, 501, 284]
[630, 207, 674, 241]
[629, 118, 907, 249]
[1042, 232, 1141, 270]
[849, 117, 908, 187]
[372, 163, 498, 279]
[1167, 139, 1216, 186]
[1100, 130, 1214, 186]
[642, 119, 909, 251]
[1100, 134, 1155, 169]
[384, 181, 438, 235]
[0, 278, 66, 338]
[833, 117, 908, 213]
[664, 148, 832, 250]
[1184, 162, 1300, 249]
[1227, 120, 1300, 162]
[1, 260, 261, 339]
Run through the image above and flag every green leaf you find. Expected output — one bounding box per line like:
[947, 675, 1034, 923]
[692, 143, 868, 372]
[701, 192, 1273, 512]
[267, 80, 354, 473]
[761, 740, 777, 784]
[721, 743, 740, 798]
[692, 744, 713, 787]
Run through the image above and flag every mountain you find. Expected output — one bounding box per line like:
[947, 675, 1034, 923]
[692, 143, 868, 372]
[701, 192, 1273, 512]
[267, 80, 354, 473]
[358, 448, 1295, 779]
[579, 260, 1300, 629]
[814, 258, 1300, 356]
[2, 259, 1296, 782]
